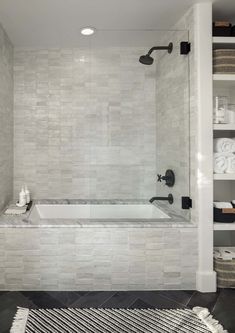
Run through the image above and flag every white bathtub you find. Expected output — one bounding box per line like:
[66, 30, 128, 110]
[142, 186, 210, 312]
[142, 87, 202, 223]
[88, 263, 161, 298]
[30, 204, 170, 220]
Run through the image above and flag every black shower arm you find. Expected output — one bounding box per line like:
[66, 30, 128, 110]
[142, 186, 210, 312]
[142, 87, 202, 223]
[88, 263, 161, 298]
[147, 46, 170, 55]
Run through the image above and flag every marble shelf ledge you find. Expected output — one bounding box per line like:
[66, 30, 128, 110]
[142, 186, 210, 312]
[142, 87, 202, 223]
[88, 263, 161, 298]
[0, 199, 196, 229]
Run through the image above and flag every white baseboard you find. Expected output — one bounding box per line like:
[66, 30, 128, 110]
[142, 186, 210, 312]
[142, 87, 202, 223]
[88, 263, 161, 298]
[196, 271, 217, 292]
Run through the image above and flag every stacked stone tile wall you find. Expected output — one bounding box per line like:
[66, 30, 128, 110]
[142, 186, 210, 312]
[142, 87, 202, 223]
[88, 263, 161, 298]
[14, 48, 156, 199]
[0, 227, 197, 290]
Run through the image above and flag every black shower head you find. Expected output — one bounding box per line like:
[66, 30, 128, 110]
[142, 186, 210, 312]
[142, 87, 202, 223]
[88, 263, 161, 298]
[139, 54, 154, 65]
[139, 42, 173, 65]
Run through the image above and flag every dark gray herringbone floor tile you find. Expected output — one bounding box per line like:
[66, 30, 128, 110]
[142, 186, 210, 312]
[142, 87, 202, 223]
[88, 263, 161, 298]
[70, 291, 116, 308]
[0, 289, 233, 333]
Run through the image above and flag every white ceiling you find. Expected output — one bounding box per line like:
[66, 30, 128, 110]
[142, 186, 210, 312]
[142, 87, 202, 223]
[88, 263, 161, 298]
[0, 0, 232, 47]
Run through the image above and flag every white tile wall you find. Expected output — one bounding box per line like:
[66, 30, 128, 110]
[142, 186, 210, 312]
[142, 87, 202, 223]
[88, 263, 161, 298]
[0, 227, 197, 290]
[14, 47, 156, 199]
[0, 23, 13, 212]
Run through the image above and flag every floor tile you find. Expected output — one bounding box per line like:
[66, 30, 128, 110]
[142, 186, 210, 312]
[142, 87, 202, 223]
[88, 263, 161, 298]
[131, 291, 185, 309]
[70, 291, 116, 308]
[212, 289, 235, 333]
[0, 292, 34, 333]
[46, 291, 88, 307]
[0, 308, 16, 333]
[128, 298, 154, 309]
[0, 289, 233, 332]
[159, 290, 194, 306]
[0, 291, 33, 312]
[21, 291, 65, 309]
[187, 290, 220, 312]
[101, 291, 137, 308]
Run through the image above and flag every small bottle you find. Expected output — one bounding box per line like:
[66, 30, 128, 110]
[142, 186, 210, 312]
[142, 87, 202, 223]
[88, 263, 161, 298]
[17, 187, 26, 207]
[24, 185, 30, 204]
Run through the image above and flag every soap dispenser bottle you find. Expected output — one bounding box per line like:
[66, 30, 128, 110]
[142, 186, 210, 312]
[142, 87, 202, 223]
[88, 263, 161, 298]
[24, 185, 30, 204]
[17, 187, 26, 207]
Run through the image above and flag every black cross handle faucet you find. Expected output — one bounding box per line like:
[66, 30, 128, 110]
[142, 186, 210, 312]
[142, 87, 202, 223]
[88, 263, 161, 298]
[157, 169, 175, 187]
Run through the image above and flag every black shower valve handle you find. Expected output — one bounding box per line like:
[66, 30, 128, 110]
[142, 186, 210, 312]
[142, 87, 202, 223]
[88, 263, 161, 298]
[157, 174, 162, 182]
[157, 174, 167, 182]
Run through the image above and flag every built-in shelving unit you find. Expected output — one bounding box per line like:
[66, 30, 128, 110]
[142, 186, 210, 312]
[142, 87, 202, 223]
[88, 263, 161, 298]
[213, 37, 235, 234]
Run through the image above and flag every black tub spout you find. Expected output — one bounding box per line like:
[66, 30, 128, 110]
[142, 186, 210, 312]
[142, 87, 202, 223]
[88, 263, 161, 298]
[149, 194, 174, 205]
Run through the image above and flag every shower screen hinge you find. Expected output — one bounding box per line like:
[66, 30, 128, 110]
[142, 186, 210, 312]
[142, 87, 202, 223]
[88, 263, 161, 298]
[181, 196, 192, 209]
[180, 42, 191, 55]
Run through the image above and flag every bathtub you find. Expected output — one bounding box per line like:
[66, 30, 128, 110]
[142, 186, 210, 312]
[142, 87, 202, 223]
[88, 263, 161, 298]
[29, 204, 170, 220]
[0, 202, 198, 291]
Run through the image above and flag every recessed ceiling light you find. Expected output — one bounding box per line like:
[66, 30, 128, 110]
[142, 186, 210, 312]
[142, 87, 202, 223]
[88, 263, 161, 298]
[81, 27, 95, 36]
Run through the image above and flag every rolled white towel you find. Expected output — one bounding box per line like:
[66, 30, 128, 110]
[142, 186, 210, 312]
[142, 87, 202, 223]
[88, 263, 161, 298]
[214, 138, 235, 153]
[213, 153, 228, 173]
[213, 202, 233, 209]
[225, 154, 235, 173]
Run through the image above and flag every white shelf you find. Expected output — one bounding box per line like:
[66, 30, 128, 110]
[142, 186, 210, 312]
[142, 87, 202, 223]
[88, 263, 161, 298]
[213, 74, 235, 88]
[212, 37, 235, 239]
[213, 74, 235, 80]
[214, 174, 235, 180]
[214, 222, 235, 230]
[213, 37, 235, 48]
[213, 124, 235, 130]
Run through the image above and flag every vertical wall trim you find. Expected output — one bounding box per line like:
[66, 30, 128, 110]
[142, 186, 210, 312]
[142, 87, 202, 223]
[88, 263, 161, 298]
[194, 3, 216, 292]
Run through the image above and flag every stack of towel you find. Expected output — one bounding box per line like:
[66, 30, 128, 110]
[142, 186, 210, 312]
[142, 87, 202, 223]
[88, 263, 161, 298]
[213, 138, 235, 173]
[213, 201, 233, 209]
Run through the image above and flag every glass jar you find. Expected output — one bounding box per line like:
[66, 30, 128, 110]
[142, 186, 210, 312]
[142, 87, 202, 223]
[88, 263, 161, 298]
[227, 104, 235, 124]
[213, 96, 229, 124]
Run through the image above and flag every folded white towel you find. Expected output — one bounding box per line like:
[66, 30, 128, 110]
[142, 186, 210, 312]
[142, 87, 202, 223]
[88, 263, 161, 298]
[226, 154, 235, 173]
[213, 153, 228, 173]
[4, 204, 27, 215]
[214, 138, 235, 153]
[213, 202, 233, 209]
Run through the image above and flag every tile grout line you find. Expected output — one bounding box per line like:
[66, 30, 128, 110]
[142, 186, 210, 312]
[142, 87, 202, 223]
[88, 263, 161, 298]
[45, 290, 91, 307]
[127, 297, 139, 309]
[211, 290, 221, 313]
[96, 292, 118, 308]
[156, 293, 190, 308]
[185, 290, 197, 307]
[69, 291, 117, 309]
